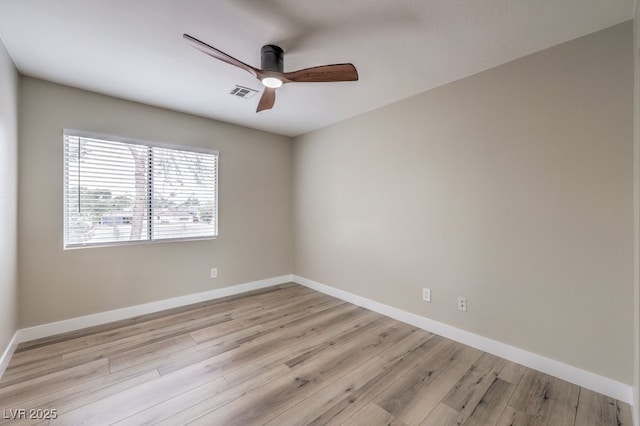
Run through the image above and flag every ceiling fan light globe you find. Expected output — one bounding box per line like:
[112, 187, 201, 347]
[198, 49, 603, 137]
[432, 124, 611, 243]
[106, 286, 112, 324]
[262, 77, 283, 88]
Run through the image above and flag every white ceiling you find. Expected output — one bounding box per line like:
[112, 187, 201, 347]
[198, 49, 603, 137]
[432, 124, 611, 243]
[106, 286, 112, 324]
[0, 0, 634, 137]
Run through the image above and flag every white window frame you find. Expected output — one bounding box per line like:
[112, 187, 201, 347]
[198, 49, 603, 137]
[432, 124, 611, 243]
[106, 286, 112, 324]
[63, 129, 218, 249]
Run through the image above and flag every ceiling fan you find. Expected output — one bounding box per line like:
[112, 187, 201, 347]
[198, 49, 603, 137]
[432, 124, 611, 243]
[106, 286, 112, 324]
[183, 34, 359, 112]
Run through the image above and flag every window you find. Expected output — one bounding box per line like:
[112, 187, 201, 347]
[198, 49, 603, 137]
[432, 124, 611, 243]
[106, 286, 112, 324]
[64, 131, 218, 248]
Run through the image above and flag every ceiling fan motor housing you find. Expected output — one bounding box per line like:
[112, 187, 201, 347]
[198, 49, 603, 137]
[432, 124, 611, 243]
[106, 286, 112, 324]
[261, 45, 284, 72]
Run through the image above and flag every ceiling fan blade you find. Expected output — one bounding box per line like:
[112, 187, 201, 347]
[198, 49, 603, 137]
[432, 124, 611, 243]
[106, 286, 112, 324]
[283, 63, 358, 83]
[257, 87, 276, 112]
[183, 34, 258, 78]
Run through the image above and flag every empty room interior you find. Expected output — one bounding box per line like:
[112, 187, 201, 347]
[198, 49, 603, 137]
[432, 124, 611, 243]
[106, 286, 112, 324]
[1, 0, 640, 425]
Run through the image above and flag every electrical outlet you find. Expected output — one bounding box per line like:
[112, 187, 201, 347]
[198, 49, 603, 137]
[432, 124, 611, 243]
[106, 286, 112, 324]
[422, 288, 431, 302]
[210, 268, 218, 279]
[457, 297, 467, 312]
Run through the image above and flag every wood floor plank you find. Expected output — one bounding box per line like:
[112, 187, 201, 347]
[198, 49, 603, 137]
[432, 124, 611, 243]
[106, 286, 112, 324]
[282, 312, 389, 369]
[232, 301, 359, 348]
[224, 309, 382, 387]
[373, 340, 483, 424]
[0, 358, 110, 409]
[498, 360, 526, 385]
[229, 291, 341, 327]
[57, 310, 231, 362]
[11, 306, 231, 368]
[419, 403, 462, 426]
[460, 378, 515, 426]
[574, 387, 633, 426]
[142, 325, 264, 377]
[188, 315, 258, 344]
[265, 356, 396, 426]
[156, 303, 362, 381]
[190, 319, 413, 425]
[187, 295, 343, 346]
[0, 352, 105, 388]
[0, 368, 159, 425]
[107, 332, 197, 372]
[190, 302, 360, 366]
[189, 356, 386, 426]
[0, 283, 628, 426]
[153, 365, 291, 426]
[497, 369, 580, 425]
[27, 370, 161, 421]
[342, 402, 408, 426]
[306, 333, 447, 425]
[495, 406, 534, 426]
[0, 416, 48, 426]
[419, 353, 511, 426]
[422, 377, 515, 426]
[50, 357, 230, 425]
[375, 328, 438, 363]
[440, 352, 507, 413]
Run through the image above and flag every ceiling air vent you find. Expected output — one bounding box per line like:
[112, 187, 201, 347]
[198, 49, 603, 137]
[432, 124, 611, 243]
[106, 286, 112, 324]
[229, 85, 258, 99]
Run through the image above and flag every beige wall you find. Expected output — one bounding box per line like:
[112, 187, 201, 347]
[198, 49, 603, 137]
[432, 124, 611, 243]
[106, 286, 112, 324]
[293, 22, 634, 383]
[0, 39, 18, 353]
[18, 78, 293, 327]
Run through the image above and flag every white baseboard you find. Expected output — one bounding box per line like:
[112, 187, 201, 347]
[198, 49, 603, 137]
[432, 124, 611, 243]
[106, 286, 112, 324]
[292, 275, 634, 405]
[15, 275, 292, 344]
[0, 331, 19, 378]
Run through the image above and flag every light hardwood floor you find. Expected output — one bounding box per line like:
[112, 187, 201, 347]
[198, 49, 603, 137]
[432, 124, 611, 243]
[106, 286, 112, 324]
[0, 283, 632, 425]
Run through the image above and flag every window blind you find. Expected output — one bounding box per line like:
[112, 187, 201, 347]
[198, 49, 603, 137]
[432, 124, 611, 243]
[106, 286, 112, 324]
[64, 132, 218, 248]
